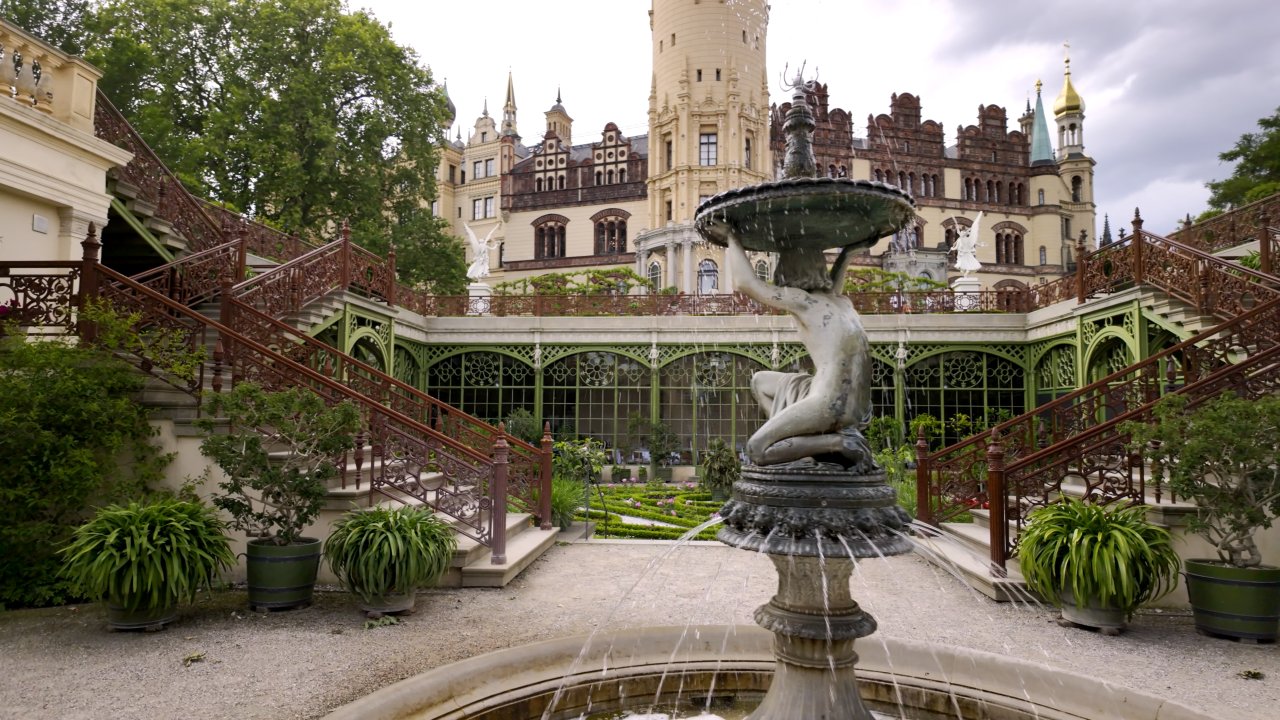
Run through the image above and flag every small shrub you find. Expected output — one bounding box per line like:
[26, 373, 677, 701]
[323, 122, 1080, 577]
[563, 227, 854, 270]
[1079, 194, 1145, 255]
[199, 383, 361, 545]
[503, 408, 542, 445]
[547, 476, 585, 530]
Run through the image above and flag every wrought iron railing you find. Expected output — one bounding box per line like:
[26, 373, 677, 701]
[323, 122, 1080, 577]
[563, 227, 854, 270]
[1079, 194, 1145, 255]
[96, 90, 552, 531]
[1168, 195, 1277, 274]
[917, 222, 1280, 571]
[219, 290, 548, 517]
[79, 249, 533, 560]
[394, 289, 1041, 318]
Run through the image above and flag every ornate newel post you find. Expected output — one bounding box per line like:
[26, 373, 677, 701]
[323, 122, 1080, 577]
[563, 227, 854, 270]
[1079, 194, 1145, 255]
[78, 223, 101, 344]
[695, 69, 916, 720]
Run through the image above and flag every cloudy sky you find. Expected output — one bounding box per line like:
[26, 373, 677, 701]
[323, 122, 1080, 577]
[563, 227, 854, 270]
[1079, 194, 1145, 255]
[362, 0, 1280, 236]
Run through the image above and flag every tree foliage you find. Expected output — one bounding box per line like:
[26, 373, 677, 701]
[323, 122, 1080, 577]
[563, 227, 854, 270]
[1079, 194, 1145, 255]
[1125, 394, 1280, 568]
[0, 0, 90, 53]
[1207, 107, 1280, 210]
[82, 0, 465, 293]
[0, 332, 168, 608]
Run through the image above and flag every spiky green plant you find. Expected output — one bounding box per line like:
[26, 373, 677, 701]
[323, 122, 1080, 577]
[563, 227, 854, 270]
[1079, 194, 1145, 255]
[1019, 498, 1180, 617]
[324, 507, 457, 603]
[60, 497, 234, 612]
[699, 438, 740, 496]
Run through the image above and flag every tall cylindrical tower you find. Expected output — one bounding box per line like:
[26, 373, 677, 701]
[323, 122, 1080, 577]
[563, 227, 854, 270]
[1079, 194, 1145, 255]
[645, 0, 772, 230]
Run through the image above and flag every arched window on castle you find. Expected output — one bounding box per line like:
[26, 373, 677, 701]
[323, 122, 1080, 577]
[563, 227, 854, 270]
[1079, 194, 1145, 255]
[698, 259, 719, 294]
[994, 230, 1023, 265]
[533, 216, 568, 259]
[1071, 176, 1082, 202]
[648, 261, 662, 291]
[594, 219, 627, 254]
[754, 259, 769, 283]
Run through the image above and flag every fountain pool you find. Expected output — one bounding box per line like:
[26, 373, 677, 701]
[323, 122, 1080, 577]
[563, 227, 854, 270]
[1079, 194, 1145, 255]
[321, 625, 1215, 720]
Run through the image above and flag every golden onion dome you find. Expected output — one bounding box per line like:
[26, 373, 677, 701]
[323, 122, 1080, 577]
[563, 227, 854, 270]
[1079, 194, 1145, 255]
[1053, 58, 1084, 116]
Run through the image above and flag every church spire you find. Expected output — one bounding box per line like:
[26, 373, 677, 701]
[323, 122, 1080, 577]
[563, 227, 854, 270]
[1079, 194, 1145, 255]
[1101, 214, 1113, 246]
[501, 71, 519, 137]
[1030, 80, 1054, 166]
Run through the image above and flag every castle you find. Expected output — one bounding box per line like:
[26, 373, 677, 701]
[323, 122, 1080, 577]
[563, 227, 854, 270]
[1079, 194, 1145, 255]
[433, 0, 1096, 296]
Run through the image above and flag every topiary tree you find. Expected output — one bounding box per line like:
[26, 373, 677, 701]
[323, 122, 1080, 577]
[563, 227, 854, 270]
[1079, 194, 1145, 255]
[1125, 393, 1280, 568]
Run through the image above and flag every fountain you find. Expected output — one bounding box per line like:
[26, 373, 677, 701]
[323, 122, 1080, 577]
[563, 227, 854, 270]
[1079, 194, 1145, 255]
[320, 72, 1219, 720]
[690, 70, 915, 720]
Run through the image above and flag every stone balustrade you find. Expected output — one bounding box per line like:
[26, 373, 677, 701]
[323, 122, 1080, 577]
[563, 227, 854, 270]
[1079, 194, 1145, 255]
[0, 20, 102, 133]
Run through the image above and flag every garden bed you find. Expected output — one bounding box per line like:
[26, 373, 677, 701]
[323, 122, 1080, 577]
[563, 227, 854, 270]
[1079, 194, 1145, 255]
[581, 482, 723, 541]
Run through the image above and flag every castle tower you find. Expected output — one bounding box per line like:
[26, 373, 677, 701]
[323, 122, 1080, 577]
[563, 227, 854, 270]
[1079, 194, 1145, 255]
[501, 71, 518, 139]
[1053, 50, 1096, 247]
[544, 88, 572, 147]
[637, 0, 772, 293]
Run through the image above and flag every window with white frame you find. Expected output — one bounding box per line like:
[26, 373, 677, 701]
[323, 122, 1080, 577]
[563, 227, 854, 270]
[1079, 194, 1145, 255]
[699, 133, 718, 166]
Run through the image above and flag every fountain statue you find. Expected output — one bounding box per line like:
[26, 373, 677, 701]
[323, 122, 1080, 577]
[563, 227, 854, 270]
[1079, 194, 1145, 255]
[692, 70, 917, 720]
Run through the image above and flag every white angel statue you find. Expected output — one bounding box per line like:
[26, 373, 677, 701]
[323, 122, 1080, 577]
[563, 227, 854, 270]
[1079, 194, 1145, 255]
[951, 211, 984, 278]
[464, 223, 500, 281]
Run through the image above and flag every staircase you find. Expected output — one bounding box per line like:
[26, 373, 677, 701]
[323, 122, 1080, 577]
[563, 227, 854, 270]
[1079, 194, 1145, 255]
[84, 91, 558, 586]
[915, 209, 1280, 600]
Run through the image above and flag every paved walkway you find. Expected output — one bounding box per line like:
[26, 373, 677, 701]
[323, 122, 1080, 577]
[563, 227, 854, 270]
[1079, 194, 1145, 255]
[0, 539, 1275, 719]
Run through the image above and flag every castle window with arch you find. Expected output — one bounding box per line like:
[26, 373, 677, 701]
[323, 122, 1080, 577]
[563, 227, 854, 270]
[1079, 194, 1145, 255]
[533, 216, 568, 259]
[698, 260, 719, 294]
[994, 229, 1024, 265]
[754, 260, 769, 283]
[1071, 175, 1082, 202]
[648, 261, 662, 291]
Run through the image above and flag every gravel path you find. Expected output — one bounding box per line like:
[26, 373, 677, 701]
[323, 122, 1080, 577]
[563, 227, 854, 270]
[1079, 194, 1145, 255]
[0, 540, 1275, 720]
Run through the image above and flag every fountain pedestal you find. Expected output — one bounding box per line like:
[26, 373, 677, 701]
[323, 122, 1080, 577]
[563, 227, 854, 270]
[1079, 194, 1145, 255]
[717, 463, 912, 720]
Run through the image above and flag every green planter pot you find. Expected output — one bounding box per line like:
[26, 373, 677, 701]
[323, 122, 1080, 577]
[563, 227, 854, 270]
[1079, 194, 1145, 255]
[106, 601, 177, 631]
[360, 592, 416, 619]
[1057, 589, 1126, 635]
[246, 537, 321, 611]
[1184, 559, 1280, 641]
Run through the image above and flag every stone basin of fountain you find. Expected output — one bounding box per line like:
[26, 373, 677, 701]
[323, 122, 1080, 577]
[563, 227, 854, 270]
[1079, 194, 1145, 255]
[693, 176, 915, 254]
[322, 625, 1215, 720]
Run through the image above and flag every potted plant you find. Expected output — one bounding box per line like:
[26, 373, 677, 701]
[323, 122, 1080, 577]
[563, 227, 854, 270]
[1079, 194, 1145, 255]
[324, 506, 457, 618]
[198, 383, 361, 610]
[700, 438, 740, 501]
[1018, 498, 1181, 635]
[1126, 393, 1280, 640]
[60, 496, 235, 630]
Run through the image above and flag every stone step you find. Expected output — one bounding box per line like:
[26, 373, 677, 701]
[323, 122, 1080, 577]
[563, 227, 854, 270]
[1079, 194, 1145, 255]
[911, 524, 1030, 603]
[458, 521, 561, 589]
